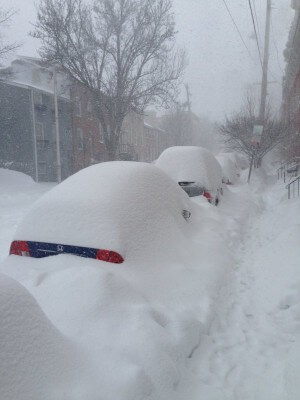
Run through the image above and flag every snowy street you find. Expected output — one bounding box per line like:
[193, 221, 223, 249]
[180, 171, 300, 399]
[0, 0, 298, 398]
[1, 165, 300, 399]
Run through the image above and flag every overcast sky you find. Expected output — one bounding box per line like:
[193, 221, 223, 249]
[0, 0, 294, 121]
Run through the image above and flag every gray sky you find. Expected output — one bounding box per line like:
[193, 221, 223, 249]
[0, 0, 294, 121]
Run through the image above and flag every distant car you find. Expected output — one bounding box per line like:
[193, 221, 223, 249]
[156, 146, 223, 205]
[216, 154, 239, 185]
[9, 162, 192, 264]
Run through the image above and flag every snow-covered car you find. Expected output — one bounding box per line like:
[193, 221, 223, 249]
[0, 162, 232, 399]
[216, 153, 239, 185]
[9, 161, 192, 264]
[156, 146, 223, 205]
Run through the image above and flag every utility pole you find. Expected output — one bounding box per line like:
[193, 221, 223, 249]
[53, 68, 62, 183]
[259, 0, 272, 122]
[248, 0, 272, 183]
[185, 84, 192, 114]
[185, 84, 192, 144]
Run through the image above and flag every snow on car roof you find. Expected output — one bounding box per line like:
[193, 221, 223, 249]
[14, 162, 191, 261]
[156, 146, 222, 191]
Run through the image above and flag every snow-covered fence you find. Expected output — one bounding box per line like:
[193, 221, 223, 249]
[286, 175, 300, 199]
[277, 157, 300, 182]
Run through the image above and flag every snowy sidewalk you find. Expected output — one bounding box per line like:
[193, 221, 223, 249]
[178, 171, 300, 400]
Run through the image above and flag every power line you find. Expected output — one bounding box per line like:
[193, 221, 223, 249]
[221, 0, 253, 60]
[247, 0, 263, 69]
[270, 17, 283, 74]
[252, 0, 262, 49]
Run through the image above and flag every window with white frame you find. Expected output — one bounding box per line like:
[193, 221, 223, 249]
[36, 122, 44, 140]
[99, 122, 104, 142]
[87, 100, 93, 118]
[77, 128, 84, 150]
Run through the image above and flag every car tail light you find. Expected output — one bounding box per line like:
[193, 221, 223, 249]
[96, 249, 124, 264]
[9, 240, 30, 257]
[203, 191, 213, 202]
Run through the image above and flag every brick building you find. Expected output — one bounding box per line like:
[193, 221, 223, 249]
[0, 57, 168, 181]
[71, 84, 107, 173]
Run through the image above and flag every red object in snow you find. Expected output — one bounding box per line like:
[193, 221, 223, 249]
[203, 191, 213, 203]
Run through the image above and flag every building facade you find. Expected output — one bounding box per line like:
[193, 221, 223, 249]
[0, 57, 168, 181]
[71, 84, 107, 173]
[0, 57, 73, 181]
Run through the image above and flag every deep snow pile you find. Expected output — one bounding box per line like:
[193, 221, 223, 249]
[0, 168, 35, 191]
[0, 273, 95, 400]
[176, 169, 300, 400]
[1, 162, 234, 400]
[1, 162, 299, 399]
[0, 168, 53, 262]
[156, 146, 222, 191]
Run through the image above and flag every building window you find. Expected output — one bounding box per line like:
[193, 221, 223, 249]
[77, 128, 84, 150]
[36, 122, 44, 140]
[34, 91, 43, 105]
[99, 122, 104, 143]
[87, 100, 93, 118]
[74, 96, 82, 117]
[38, 161, 47, 174]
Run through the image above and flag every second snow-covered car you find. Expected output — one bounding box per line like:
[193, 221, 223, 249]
[156, 146, 223, 205]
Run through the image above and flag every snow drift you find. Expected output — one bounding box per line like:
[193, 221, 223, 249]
[1, 161, 234, 400]
[0, 273, 94, 400]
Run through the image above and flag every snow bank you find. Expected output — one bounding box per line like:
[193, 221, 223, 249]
[1, 161, 235, 399]
[0, 273, 95, 400]
[0, 168, 35, 191]
[155, 146, 222, 192]
[0, 169, 53, 263]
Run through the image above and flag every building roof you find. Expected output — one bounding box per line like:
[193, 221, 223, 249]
[0, 56, 70, 100]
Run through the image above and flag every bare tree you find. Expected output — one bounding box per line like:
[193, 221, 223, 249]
[33, 0, 186, 160]
[0, 8, 18, 60]
[161, 102, 190, 146]
[219, 95, 293, 164]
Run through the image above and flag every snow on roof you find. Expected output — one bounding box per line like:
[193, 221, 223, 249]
[156, 146, 222, 191]
[144, 122, 165, 133]
[0, 57, 70, 100]
[14, 161, 191, 262]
